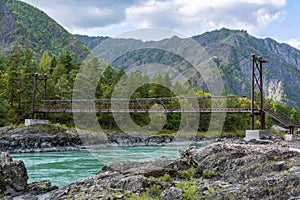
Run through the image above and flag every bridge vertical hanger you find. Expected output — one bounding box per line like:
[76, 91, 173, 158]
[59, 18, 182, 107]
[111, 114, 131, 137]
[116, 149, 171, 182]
[250, 54, 267, 130]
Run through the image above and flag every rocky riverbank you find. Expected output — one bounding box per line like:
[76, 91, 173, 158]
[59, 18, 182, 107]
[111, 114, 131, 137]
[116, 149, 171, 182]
[47, 139, 300, 199]
[3, 138, 300, 199]
[0, 125, 175, 153]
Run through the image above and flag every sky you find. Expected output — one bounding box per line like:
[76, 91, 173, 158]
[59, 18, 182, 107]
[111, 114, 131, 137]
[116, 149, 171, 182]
[21, 0, 300, 49]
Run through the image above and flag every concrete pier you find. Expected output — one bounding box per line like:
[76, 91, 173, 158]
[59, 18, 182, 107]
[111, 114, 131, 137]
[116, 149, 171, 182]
[285, 134, 298, 141]
[244, 130, 274, 141]
[25, 119, 49, 126]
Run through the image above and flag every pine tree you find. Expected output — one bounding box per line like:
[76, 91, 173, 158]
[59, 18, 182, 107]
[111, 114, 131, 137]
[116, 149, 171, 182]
[20, 49, 37, 115]
[50, 54, 74, 99]
[39, 51, 52, 74]
[0, 54, 9, 125]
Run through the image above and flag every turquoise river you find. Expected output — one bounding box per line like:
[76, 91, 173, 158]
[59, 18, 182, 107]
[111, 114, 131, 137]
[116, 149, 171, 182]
[11, 144, 205, 187]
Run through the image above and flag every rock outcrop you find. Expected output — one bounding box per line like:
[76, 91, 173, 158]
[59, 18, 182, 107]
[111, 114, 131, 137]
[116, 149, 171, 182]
[108, 132, 174, 146]
[0, 152, 28, 197]
[46, 140, 300, 199]
[0, 125, 175, 153]
[0, 125, 83, 153]
[0, 152, 57, 199]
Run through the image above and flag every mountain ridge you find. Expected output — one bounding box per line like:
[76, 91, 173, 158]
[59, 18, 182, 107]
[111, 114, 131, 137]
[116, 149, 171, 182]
[76, 28, 300, 109]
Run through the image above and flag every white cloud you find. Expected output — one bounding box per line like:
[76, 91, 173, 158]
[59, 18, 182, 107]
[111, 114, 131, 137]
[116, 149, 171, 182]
[285, 38, 300, 50]
[21, 0, 137, 29]
[125, 0, 287, 36]
[21, 0, 287, 37]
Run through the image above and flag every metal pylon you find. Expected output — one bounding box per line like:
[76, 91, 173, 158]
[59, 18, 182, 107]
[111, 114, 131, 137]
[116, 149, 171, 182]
[250, 54, 267, 130]
[32, 73, 47, 119]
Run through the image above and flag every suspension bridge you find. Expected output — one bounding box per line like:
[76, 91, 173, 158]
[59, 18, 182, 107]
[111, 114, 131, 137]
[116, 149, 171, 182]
[30, 54, 300, 134]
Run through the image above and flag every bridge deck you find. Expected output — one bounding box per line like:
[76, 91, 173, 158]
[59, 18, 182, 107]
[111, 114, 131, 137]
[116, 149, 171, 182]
[35, 108, 253, 113]
[33, 98, 300, 129]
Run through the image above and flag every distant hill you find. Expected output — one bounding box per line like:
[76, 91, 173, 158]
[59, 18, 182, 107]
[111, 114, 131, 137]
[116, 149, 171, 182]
[74, 34, 109, 50]
[76, 28, 300, 109]
[0, 0, 89, 61]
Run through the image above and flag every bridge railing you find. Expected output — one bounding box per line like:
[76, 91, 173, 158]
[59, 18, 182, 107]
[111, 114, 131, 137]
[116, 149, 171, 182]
[34, 96, 250, 113]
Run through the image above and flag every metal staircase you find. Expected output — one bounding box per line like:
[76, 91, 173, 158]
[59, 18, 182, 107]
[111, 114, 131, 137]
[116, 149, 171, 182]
[264, 109, 300, 134]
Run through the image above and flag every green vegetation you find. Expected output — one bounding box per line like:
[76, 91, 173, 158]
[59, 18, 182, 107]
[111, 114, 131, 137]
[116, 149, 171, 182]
[202, 170, 216, 179]
[176, 181, 201, 200]
[158, 173, 172, 183]
[41, 185, 48, 190]
[71, 187, 79, 193]
[179, 167, 197, 181]
[130, 184, 162, 200]
[74, 34, 109, 50]
[195, 28, 300, 115]
[0, 48, 79, 126]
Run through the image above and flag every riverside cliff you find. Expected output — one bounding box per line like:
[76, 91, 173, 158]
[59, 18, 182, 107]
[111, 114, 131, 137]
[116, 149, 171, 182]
[4, 138, 300, 199]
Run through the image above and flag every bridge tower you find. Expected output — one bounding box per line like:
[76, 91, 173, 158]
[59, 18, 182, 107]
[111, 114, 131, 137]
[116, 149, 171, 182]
[25, 73, 48, 126]
[31, 73, 48, 119]
[250, 54, 267, 130]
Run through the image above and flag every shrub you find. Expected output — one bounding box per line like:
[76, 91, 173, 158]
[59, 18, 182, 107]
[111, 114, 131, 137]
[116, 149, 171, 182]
[158, 173, 172, 182]
[176, 181, 201, 200]
[202, 170, 216, 179]
[41, 185, 48, 190]
[71, 187, 79, 193]
[179, 167, 197, 180]
[130, 184, 162, 200]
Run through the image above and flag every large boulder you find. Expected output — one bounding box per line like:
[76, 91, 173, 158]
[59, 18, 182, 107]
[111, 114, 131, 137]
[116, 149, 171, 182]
[0, 152, 28, 197]
[161, 187, 183, 200]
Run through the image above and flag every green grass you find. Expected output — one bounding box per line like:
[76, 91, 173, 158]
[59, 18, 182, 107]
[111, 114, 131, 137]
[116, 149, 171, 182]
[196, 130, 245, 139]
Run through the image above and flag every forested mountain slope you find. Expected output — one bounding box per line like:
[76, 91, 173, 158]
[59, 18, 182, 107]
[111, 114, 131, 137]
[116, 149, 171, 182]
[192, 28, 300, 108]
[0, 0, 89, 61]
[76, 28, 300, 109]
